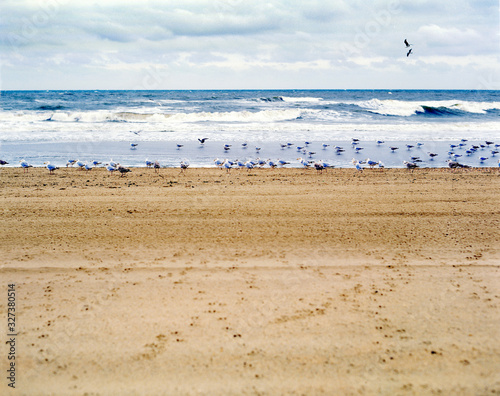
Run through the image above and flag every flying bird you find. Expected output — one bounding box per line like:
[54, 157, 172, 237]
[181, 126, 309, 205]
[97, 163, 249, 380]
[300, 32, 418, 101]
[198, 138, 208, 144]
[404, 39, 412, 48]
[407, 48, 413, 57]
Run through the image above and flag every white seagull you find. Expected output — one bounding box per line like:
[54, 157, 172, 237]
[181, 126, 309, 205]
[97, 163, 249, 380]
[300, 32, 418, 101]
[44, 162, 59, 174]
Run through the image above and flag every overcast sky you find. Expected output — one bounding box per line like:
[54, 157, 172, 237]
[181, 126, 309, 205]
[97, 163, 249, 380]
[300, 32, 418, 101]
[1, 0, 499, 90]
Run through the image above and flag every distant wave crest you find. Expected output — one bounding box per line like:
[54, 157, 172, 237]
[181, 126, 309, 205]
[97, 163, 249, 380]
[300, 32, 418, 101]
[0, 108, 304, 124]
[356, 99, 500, 117]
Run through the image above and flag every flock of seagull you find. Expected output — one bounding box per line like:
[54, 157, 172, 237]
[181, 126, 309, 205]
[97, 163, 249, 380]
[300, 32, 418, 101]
[2, 138, 499, 175]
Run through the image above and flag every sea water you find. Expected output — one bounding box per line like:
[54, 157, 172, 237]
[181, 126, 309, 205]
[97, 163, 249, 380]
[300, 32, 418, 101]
[0, 90, 499, 168]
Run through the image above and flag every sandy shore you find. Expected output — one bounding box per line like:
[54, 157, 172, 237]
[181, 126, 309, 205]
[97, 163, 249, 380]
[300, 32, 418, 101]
[1, 167, 499, 395]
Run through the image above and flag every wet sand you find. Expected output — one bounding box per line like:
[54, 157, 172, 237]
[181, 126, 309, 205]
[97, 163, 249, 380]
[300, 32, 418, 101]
[1, 167, 499, 395]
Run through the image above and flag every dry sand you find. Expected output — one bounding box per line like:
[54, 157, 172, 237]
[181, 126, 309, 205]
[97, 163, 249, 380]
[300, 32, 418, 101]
[1, 167, 499, 395]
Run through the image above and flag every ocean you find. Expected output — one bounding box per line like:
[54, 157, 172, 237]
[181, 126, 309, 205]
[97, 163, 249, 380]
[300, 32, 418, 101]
[1, 90, 499, 168]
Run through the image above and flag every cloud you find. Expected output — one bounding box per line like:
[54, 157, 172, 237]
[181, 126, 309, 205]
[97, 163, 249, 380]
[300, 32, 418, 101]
[417, 24, 483, 55]
[0, 0, 499, 89]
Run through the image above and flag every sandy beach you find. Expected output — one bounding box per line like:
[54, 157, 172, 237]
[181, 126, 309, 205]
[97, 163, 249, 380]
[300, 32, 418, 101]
[1, 166, 499, 395]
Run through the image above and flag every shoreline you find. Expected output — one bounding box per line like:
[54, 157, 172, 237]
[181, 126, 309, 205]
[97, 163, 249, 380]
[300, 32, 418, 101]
[1, 167, 499, 394]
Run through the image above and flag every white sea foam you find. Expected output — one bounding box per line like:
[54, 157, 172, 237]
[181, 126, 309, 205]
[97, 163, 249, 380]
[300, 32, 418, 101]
[355, 99, 500, 116]
[1, 116, 498, 143]
[280, 96, 323, 103]
[0, 108, 305, 124]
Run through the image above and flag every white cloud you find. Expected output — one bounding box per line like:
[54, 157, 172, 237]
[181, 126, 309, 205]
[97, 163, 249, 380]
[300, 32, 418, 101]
[0, 0, 499, 89]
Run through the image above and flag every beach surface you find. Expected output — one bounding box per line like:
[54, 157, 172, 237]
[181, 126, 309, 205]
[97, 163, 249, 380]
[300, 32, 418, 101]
[1, 167, 499, 395]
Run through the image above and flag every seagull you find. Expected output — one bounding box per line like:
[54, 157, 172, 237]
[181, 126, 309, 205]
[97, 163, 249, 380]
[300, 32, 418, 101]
[198, 138, 209, 144]
[406, 144, 414, 150]
[44, 162, 59, 174]
[130, 143, 138, 150]
[257, 158, 267, 167]
[491, 150, 499, 156]
[255, 147, 261, 152]
[242, 143, 248, 148]
[314, 162, 324, 173]
[106, 164, 117, 173]
[479, 157, 489, 162]
[376, 140, 385, 145]
[278, 159, 290, 167]
[447, 160, 470, 169]
[403, 161, 419, 170]
[322, 144, 330, 149]
[0, 160, 8, 165]
[109, 159, 120, 168]
[318, 160, 334, 171]
[366, 159, 379, 169]
[268, 160, 277, 168]
[66, 159, 77, 167]
[244, 161, 254, 170]
[180, 160, 189, 173]
[145, 159, 154, 168]
[404, 39, 412, 47]
[92, 160, 102, 166]
[407, 48, 413, 57]
[485, 141, 494, 146]
[297, 157, 310, 168]
[176, 144, 184, 149]
[223, 144, 231, 151]
[236, 159, 246, 169]
[214, 158, 224, 168]
[20, 160, 33, 172]
[354, 161, 363, 172]
[84, 163, 93, 171]
[117, 165, 131, 177]
[76, 160, 86, 170]
[390, 146, 399, 152]
[428, 152, 439, 160]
